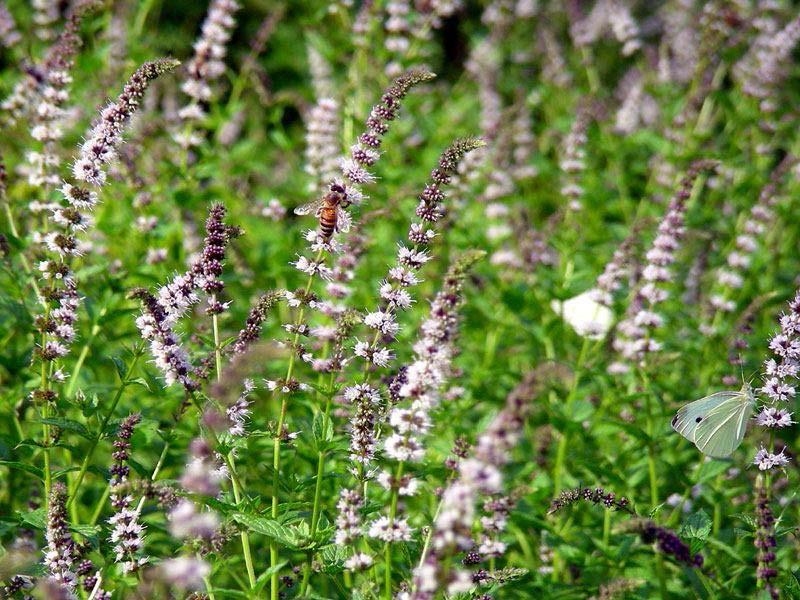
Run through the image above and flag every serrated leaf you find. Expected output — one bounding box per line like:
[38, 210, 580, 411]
[679, 510, 712, 555]
[19, 508, 46, 529]
[319, 544, 346, 573]
[199, 496, 239, 515]
[232, 513, 304, 549]
[38, 418, 93, 439]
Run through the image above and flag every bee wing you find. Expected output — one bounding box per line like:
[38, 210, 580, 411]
[336, 207, 352, 233]
[294, 199, 323, 216]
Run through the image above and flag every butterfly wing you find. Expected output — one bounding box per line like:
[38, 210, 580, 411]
[673, 390, 755, 458]
[692, 388, 755, 458]
[671, 392, 740, 441]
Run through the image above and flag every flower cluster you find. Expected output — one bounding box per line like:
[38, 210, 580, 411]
[43, 482, 79, 592]
[133, 287, 198, 391]
[134, 203, 239, 388]
[344, 383, 382, 466]
[382, 249, 484, 461]
[229, 291, 282, 355]
[356, 138, 484, 373]
[754, 476, 779, 599]
[108, 414, 148, 574]
[657, 0, 700, 85]
[74, 58, 179, 186]
[593, 230, 639, 307]
[159, 556, 211, 592]
[639, 522, 703, 568]
[339, 68, 435, 190]
[708, 156, 794, 318]
[753, 288, 799, 470]
[178, 0, 240, 145]
[226, 378, 255, 436]
[559, 107, 590, 212]
[304, 97, 341, 191]
[24, 2, 96, 190]
[570, 0, 640, 56]
[290, 69, 435, 350]
[613, 160, 716, 369]
[35, 59, 177, 359]
[384, 0, 412, 76]
[736, 14, 800, 112]
[511, 99, 538, 181]
[548, 486, 632, 515]
[0, 3, 20, 47]
[334, 488, 363, 546]
[410, 371, 540, 598]
[32, 0, 58, 40]
[168, 438, 222, 544]
[614, 69, 659, 135]
[323, 230, 367, 315]
[466, 37, 502, 141]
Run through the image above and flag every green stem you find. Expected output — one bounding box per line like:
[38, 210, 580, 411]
[271, 250, 324, 600]
[193, 411, 257, 591]
[552, 336, 592, 494]
[383, 462, 405, 600]
[67, 313, 104, 398]
[300, 376, 336, 595]
[67, 344, 144, 509]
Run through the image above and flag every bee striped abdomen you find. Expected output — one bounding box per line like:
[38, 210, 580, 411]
[319, 205, 337, 240]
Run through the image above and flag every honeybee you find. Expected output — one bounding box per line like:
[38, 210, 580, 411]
[294, 183, 352, 240]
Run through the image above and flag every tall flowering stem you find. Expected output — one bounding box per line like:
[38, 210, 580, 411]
[178, 0, 240, 149]
[409, 371, 539, 597]
[706, 155, 794, 326]
[25, 1, 97, 191]
[559, 107, 590, 213]
[44, 482, 79, 593]
[753, 289, 798, 472]
[357, 137, 484, 387]
[330, 142, 483, 590]
[613, 160, 717, 370]
[34, 58, 177, 514]
[108, 414, 148, 574]
[271, 67, 434, 600]
[753, 476, 779, 598]
[378, 249, 484, 599]
[133, 203, 239, 390]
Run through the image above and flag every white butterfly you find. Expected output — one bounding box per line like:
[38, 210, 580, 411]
[671, 383, 756, 458]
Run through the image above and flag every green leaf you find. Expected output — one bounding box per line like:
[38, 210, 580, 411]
[679, 510, 712, 555]
[254, 562, 287, 593]
[128, 378, 151, 391]
[38, 417, 93, 439]
[19, 507, 47, 529]
[232, 513, 304, 549]
[0, 460, 44, 480]
[319, 544, 346, 573]
[111, 356, 127, 380]
[312, 412, 333, 444]
[600, 419, 652, 442]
